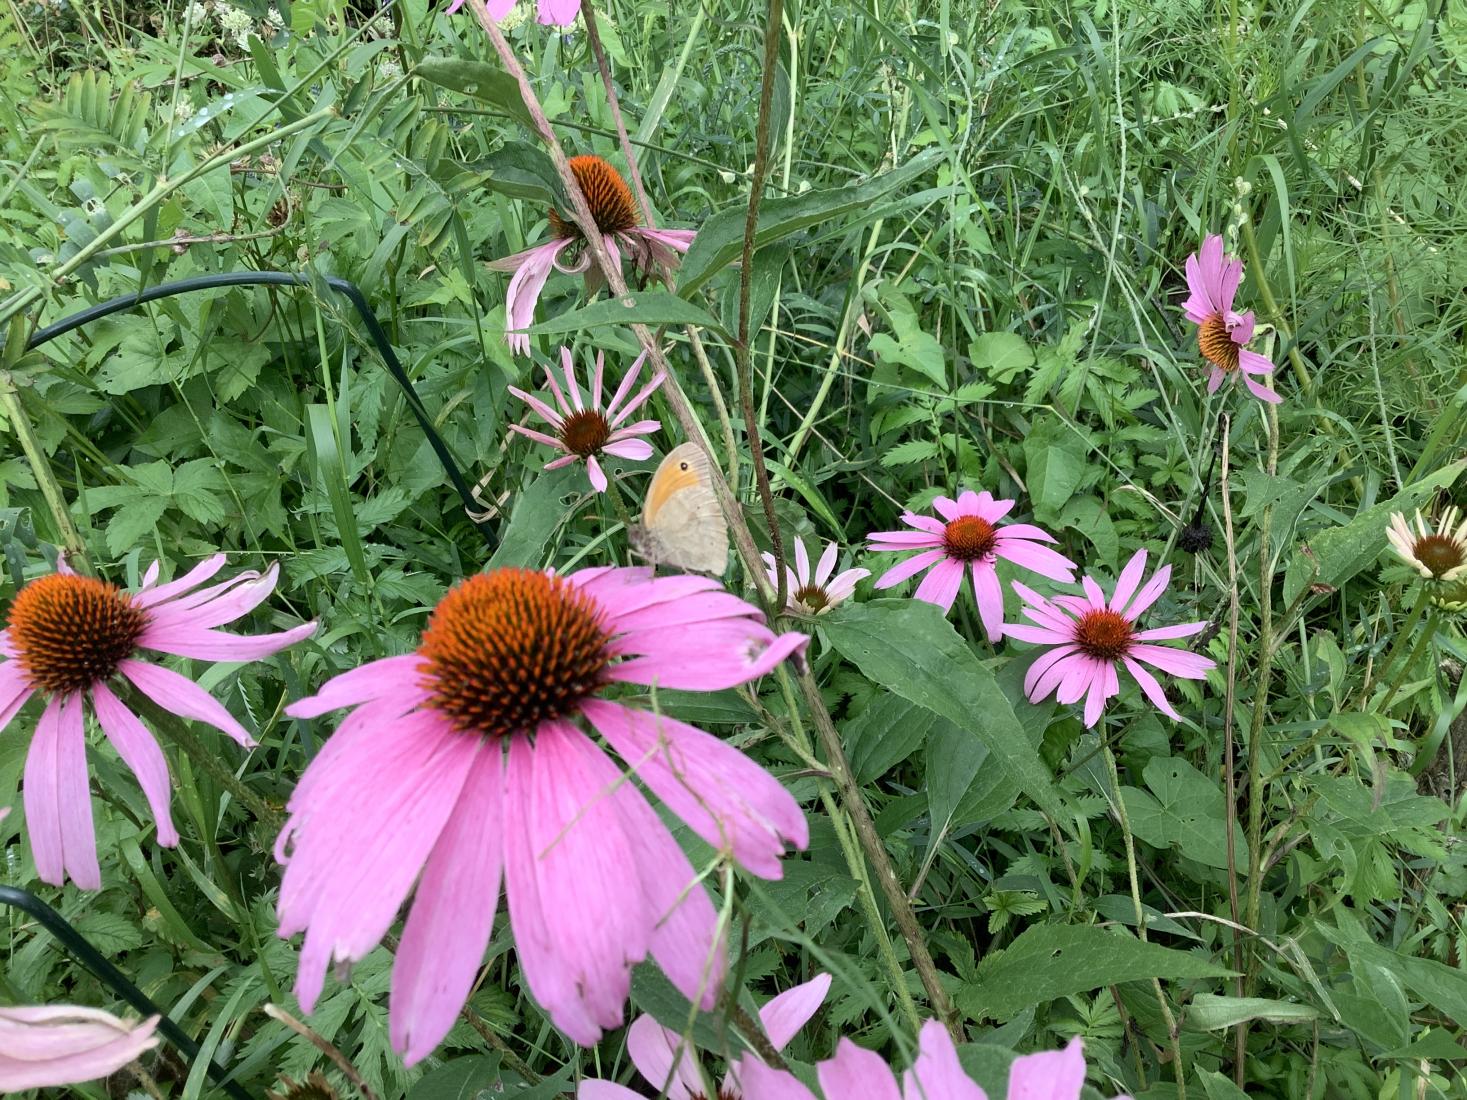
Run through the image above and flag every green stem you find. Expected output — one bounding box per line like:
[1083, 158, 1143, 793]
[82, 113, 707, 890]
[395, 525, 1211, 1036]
[1237, 216, 1313, 397]
[0, 370, 92, 571]
[1364, 584, 1431, 706]
[1379, 608, 1436, 713]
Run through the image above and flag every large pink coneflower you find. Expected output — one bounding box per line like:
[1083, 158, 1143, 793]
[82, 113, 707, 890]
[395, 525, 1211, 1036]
[491, 155, 697, 355]
[0, 1003, 160, 1091]
[1182, 234, 1282, 405]
[1006, 549, 1214, 728]
[276, 566, 809, 1066]
[867, 491, 1075, 641]
[509, 347, 664, 493]
[580, 972, 831, 1100]
[763, 538, 869, 616]
[444, 0, 580, 25]
[738, 1021, 1126, 1100]
[0, 556, 314, 889]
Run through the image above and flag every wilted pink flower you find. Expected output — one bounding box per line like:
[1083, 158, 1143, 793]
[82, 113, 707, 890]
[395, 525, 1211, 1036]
[867, 491, 1075, 640]
[738, 1022, 1126, 1100]
[509, 347, 664, 493]
[444, 0, 580, 25]
[491, 155, 696, 355]
[0, 1004, 160, 1091]
[763, 538, 868, 615]
[1006, 549, 1214, 728]
[579, 973, 831, 1100]
[1182, 234, 1282, 405]
[0, 556, 315, 889]
[277, 566, 809, 1065]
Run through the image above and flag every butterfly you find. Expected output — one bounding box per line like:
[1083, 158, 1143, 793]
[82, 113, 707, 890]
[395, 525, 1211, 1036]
[628, 442, 729, 574]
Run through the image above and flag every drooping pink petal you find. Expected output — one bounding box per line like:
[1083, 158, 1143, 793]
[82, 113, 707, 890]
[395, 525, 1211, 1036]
[1237, 348, 1275, 376]
[509, 385, 568, 430]
[138, 620, 316, 663]
[586, 455, 609, 493]
[602, 438, 655, 460]
[818, 1038, 903, 1100]
[144, 561, 286, 630]
[994, 538, 1077, 582]
[24, 693, 99, 890]
[624, 1016, 701, 1100]
[971, 562, 1006, 643]
[1082, 669, 1109, 727]
[737, 1056, 820, 1100]
[1206, 367, 1225, 394]
[1243, 374, 1284, 405]
[608, 621, 807, 691]
[391, 747, 504, 1066]
[1029, 650, 1085, 703]
[501, 241, 567, 356]
[583, 699, 807, 878]
[1006, 623, 1072, 647]
[91, 683, 178, 847]
[1122, 656, 1181, 720]
[904, 1018, 988, 1100]
[579, 1084, 646, 1100]
[1129, 644, 1214, 679]
[131, 553, 227, 608]
[510, 424, 568, 451]
[1023, 644, 1080, 697]
[873, 548, 947, 589]
[1007, 1035, 1088, 1100]
[913, 556, 965, 611]
[119, 659, 254, 747]
[1132, 621, 1207, 641]
[284, 654, 427, 719]
[0, 660, 35, 733]
[759, 972, 832, 1050]
[0, 1007, 160, 1092]
[1227, 308, 1255, 344]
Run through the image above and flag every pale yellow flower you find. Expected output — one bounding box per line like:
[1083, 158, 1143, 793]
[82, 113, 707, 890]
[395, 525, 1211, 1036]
[1387, 507, 1467, 582]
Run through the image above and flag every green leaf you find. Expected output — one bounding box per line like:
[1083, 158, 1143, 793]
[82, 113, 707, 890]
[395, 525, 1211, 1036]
[414, 56, 535, 130]
[1316, 923, 1467, 1027]
[1057, 495, 1117, 568]
[1120, 756, 1249, 871]
[869, 299, 946, 386]
[1281, 458, 1466, 606]
[405, 1055, 504, 1100]
[483, 141, 568, 207]
[1022, 419, 1086, 525]
[487, 464, 588, 569]
[105, 497, 167, 556]
[845, 693, 936, 783]
[968, 331, 1034, 383]
[956, 923, 1232, 1021]
[822, 600, 1065, 822]
[527, 290, 724, 336]
[1186, 994, 1319, 1029]
[676, 149, 943, 298]
[927, 716, 989, 838]
[172, 459, 227, 525]
[1197, 1070, 1252, 1100]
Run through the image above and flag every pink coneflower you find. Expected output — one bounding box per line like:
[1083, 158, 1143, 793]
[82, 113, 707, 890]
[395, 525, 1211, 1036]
[1387, 507, 1467, 582]
[763, 538, 868, 616]
[0, 556, 314, 889]
[491, 155, 697, 355]
[579, 972, 831, 1100]
[509, 347, 664, 493]
[1006, 549, 1214, 728]
[1182, 234, 1282, 405]
[276, 566, 809, 1065]
[444, 0, 580, 25]
[867, 491, 1075, 641]
[0, 1003, 160, 1091]
[738, 1021, 1126, 1100]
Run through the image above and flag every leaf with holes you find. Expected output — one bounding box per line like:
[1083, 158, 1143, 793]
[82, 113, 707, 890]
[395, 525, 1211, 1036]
[1120, 756, 1249, 871]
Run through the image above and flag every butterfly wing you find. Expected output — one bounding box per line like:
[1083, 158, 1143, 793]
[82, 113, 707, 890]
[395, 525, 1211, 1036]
[638, 443, 729, 574]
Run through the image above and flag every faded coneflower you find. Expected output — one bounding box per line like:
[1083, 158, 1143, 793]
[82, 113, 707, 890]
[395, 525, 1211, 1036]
[509, 347, 664, 493]
[1182, 234, 1282, 405]
[1006, 549, 1214, 728]
[763, 538, 869, 616]
[0, 1001, 160, 1092]
[1387, 507, 1467, 583]
[867, 491, 1075, 641]
[738, 1021, 1126, 1100]
[0, 556, 315, 888]
[579, 973, 831, 1100]
[491, 155, 697, 355]
[277, 566, 808, 1065]
[444, 0, 579, 25]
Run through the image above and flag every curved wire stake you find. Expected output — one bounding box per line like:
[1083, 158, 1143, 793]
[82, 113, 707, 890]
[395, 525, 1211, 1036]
[23, 271, 498, 550]
[0, 884, 255, 1100]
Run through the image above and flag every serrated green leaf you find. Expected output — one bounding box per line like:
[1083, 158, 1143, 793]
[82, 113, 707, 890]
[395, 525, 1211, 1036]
[405, 1055, 504, 1100]
[969, 331, 1034, 383]
[1022, 419, 1086, 524]
[488, 464, 588, 569]
[1120, 755, 1249, 870]
[105, 497, 167, 556]
[526, 290, 724, 336]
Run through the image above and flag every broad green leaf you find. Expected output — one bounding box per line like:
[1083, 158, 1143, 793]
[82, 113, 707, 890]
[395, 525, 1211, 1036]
[1281, 458, 1466, 606]
[1022, 419, 1086, 525]
[822, 599, 1065, 822]
[414, 56, 535, 130]
[1316, 925, 1467, 1031]
[527, 290, 724, 336]
[405, 1055, 504, 1100]
[487, 464, 588, 569]
[676, 149, 943, 298]
[957, 923, 1232, 1021]
[927, 717, 988, 839]
[105, 497, 167, 556]
[869, 302, 946, 387]
[1186, 994, 1319, 1029]
[1120, 756, 1249, 871]
[1057, 495, 1118, 568]
[846, 693, 937, 783]
[483, 141, 568, 208]
[969, 331, 1034, 383]
[1197, 1070, 1252, 1100]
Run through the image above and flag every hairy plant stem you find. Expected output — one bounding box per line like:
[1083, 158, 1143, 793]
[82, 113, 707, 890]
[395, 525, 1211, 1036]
[1243, 401, 1281, 981]
[1218, 416, 1248, 1083]
[0, 369, 92, 572]
[1103, 742, 1185, 1096]
[734, 0, 792, 612]
[472, 4, 958, 1037]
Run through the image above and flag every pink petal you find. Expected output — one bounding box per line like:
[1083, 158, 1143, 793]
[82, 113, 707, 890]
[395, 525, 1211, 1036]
[818, 1038, 903, 1100]
[579, 1085, 646, 1100]
[1122, 566, 1172, 620]
[91, 682, 178, 847]
[119, 658, 253, 747]
[0, 1008, 160, 1092]
[759, 972, 831, 1050]
[607, 370, 666, 430]
[971, 562, 1006, 642]
[737, 1057, 819, 1100]
[1243, 374, 1284, 405]
[561, 347, 585, 411]
[1108, 549, 1149, 613]
[391, 748, 504, 1066]
[1218, 257, 1243, 314]
[509, 424, 567, 451]
[1198, 235, 1225, 307]
[913, 556, 965, 611]
[1132, 621, 1207, 642]
[1122, 656, 1181, 721]
[24, 693, 98, 890]
[826, 568, 869, 601]
[1023, 644, 1079, 696]
[536, 0, 581, 28]
[901, 512, 948, 535]
[625, 1016, 701, 1100]
[1206, 368, 1225, 394]
[284, 654, 427, 718]
[1007, 1036, 1087, 1100]
[974, 494, 1017, 523]
[1030, 649, 1085, 703]
[602, 438, 654, 460]
[508, 386, 567, 430]
[586, 455, 609, 493]
[1056, 657, 1097, 706]
[793, 537, 812, 586]
[932, 495, 963, 521]
[591, 349, 606, 410]
[995, 539, 1077, 582]
[1237, 347, 1274, 376]
[545, 454, 581, 470]
[868, 530, 946, 549]
[139, 620, 316, 663]
[814, 542, 839, 587]
[607, 418, 661, 439]
[608, 623, 807, 691]
[1129, 644, 1215, 679]
[132, 553, 227, 608]
[144, 562, 284, 630]
[604, 353, 649, 423]
[583, 699, 807, 878]
[502, 242, 566, 356]
[904, 1018, 988, 1100]
[1006, 623, 1072, 646]
[873, 548, 947, 589]
[0, 659, 36, 732]
[996, 522, 1058, 543]
[1082, 666, 1110, 727]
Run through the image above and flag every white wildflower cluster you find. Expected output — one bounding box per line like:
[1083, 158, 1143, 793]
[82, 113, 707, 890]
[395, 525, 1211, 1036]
[185, 1, 209, 23]
[378, 56, 403, 81]
[499, 4, 530, 31]
[265, 5, 284, 28]
[215, 1, 254, 48]
[172, 99, 196, 122]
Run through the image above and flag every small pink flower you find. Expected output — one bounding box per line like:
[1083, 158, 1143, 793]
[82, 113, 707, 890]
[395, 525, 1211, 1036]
[578, 973, 831, 1100]
[509, 347, 664, 493]
[867, 491, 1075, 641]
[0, 556, 315, 889]
[738, 1022, 1127, 1100]
[1182, 234, 1282, 405]
[277, 567, 809, 1066]
[444, 0, 581, 26]
[0, 1003, 160, 1091]
[491, 155, 697, 355]
[763, 538, 869, 615]
[1006, 548, 1215, 728]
